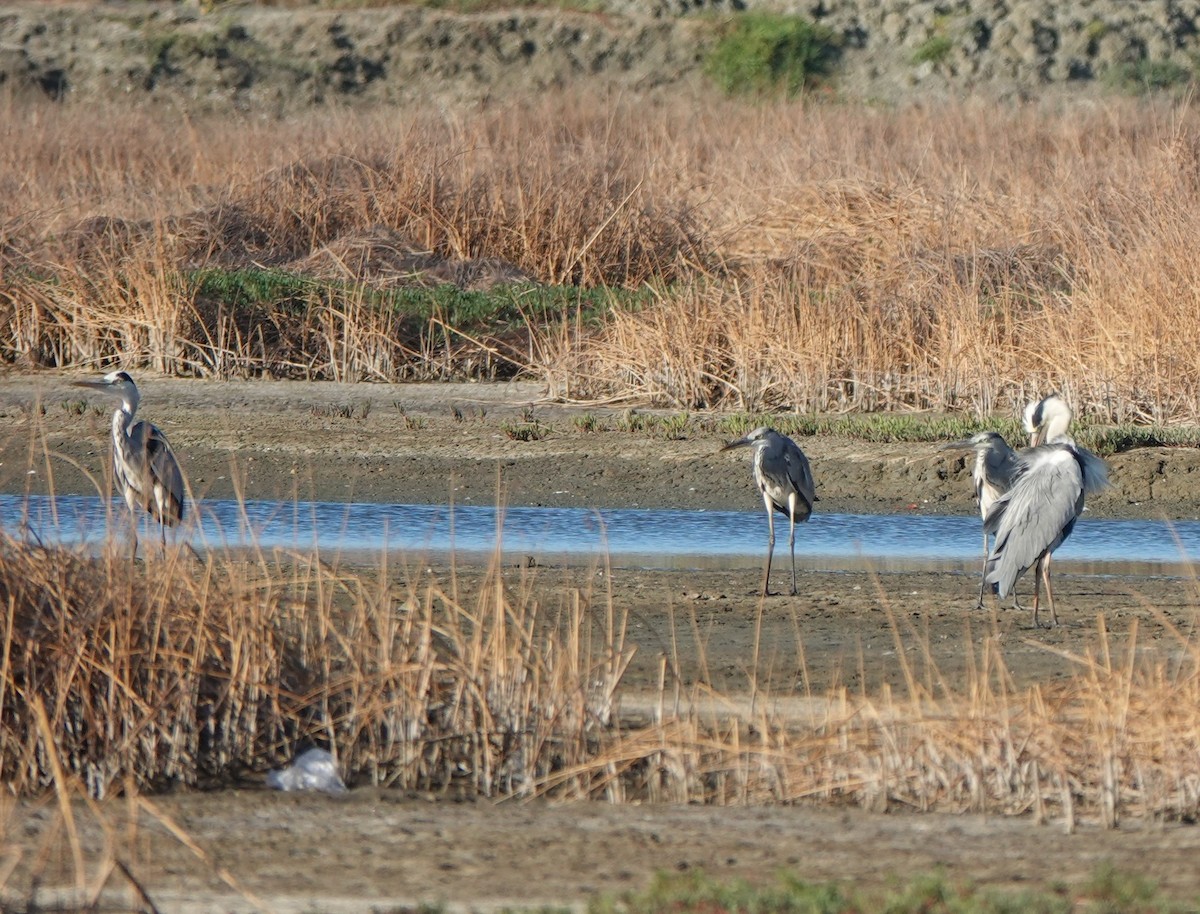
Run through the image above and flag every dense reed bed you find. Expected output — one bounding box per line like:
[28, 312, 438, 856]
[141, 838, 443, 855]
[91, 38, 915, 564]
[2, 517, 1200, 831]
[0, 529, 631, 800]
[3, 93, 1200, 419]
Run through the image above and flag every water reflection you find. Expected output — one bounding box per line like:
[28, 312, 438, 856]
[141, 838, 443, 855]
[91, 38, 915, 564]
[1, 494, 1197, 576]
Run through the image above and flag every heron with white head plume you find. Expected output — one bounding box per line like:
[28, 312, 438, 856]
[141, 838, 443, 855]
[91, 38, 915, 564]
[721, 426, 815, 597]
[983, 393, 1108, 628]
[73, 371, 185, 548]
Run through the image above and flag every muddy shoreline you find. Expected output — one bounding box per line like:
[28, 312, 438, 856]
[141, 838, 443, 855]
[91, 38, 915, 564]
[1, 374, 1198, 520]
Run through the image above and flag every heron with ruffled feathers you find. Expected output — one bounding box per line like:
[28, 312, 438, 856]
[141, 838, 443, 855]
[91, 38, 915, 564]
[982, 393, 1109, 628]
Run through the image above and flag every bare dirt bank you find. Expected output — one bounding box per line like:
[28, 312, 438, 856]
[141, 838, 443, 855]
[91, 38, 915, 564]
[1, 373, 1198, 520]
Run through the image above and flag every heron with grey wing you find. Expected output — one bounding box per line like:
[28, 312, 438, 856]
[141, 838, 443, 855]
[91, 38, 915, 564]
[74, 371, 185, 551]
[983, 393, 1109, 628]
[940, 430, 1027, 610]
[721, 427, 815, 597]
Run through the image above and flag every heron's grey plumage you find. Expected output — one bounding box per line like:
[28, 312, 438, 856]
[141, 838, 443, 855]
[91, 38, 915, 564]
[983, 394, 1108, 627]
[721, 426, 815, 596]
[74, 371, 185, 543]
[940, 430, 1027, 609]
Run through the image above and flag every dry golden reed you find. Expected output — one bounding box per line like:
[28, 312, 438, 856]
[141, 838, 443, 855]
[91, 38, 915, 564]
[0, 525, 635, 801]
[4, 93, 1200, 418]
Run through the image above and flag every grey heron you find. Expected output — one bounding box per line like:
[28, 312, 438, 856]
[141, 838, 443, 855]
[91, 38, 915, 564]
[721, 426, 815, 596]
[940, 430, 1026, 609]
[74, 371, 185, 546]
[983, 393, 1108, 628]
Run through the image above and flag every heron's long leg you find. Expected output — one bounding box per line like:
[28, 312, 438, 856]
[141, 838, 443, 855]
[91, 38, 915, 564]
[761, 493, 776, 597]
[976, 530, 989, 610]
[787, 498, 797, 596]
[1031, 555, 1044, 629]
[1042, 552, 1058, 628]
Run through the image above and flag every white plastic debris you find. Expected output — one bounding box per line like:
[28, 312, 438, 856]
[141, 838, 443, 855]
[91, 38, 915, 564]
[266, 748, 347, 794]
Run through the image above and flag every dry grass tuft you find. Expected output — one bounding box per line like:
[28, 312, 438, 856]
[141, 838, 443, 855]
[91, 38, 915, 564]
[0, 530, 633, 801]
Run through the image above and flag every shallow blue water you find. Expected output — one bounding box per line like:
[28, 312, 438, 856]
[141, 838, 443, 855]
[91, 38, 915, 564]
[1, 494, 1197, 575]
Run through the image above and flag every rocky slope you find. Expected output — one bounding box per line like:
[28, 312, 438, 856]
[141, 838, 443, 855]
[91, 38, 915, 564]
[1, 0, 1196, 113]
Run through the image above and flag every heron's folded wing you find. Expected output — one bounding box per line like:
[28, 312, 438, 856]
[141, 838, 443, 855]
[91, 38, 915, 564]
[783, 447, 816, 512]
[145, 423, 185, 525]
[984, 449, 1083, 593]
[982, 445, 1024, 494]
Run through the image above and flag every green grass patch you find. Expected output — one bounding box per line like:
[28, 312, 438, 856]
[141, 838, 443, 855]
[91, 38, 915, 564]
[617, 409, 650, 433]
[1082, 423, 1200, 454]
[501, 420, 551, 441]
[190, 267, 651, 333]
[572, 413, 605, 433]
[1103, 57, 1194, 94]
[714, 412, 1200, 455]
[656, 412, 691, 440]
[716, 412, 1000, 444]
[704, 13, 839, 97]
[592, 866, 1196, 914]
[192, 267, 319, 309]
[912, 34, 954, 66]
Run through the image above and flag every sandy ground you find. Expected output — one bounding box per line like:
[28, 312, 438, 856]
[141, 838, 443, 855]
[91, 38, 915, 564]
[11, 789, 1200, 914]
[2, 372, 1200, 910]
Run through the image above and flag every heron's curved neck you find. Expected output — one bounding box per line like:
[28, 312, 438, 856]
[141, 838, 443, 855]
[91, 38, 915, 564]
[111, 402, 136, 439]
[1044, 415, 1071, 443]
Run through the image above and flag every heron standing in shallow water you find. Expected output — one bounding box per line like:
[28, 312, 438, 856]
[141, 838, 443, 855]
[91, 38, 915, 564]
[983, 393, 1108, 628]
[940, 430, 1027, 610]
[74, 371, 185, 549]
[721, 427, 815, 597]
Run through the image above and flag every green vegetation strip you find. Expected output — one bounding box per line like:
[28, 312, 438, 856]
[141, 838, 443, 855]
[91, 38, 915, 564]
[191, 267, 653, 331]
[490, 865, 1198, 914]
[704, 13, 840, 96]
[523, 409, 1200, 453]
[715, 413, 1200, 455]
